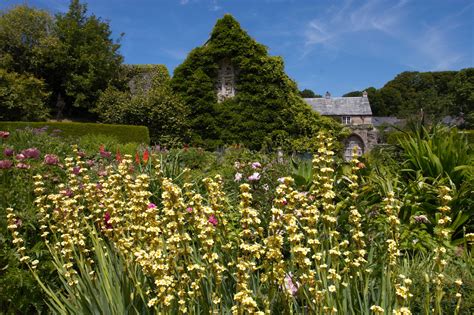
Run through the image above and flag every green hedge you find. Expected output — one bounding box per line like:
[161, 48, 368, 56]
[0, 121, 150, 144]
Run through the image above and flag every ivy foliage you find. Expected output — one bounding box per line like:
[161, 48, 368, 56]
[95, 65, 189, 146]
[171, 14, 341, 150]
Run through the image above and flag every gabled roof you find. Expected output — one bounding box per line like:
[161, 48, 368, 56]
[304, 96, 372, 116]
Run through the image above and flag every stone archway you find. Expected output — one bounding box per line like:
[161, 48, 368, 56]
[344, 134, 365, 161]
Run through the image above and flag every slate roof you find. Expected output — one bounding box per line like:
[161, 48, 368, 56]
[304, 97, 372, 116]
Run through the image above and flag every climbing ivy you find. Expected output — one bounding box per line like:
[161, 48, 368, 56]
[171, 14, 341, 150]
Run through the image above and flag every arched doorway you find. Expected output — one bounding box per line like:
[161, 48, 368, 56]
[344, 134, 364, 161]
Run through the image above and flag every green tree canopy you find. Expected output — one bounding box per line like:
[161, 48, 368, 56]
[171, 14, 340, 150]
[0, 69, 50, 121]
[48, 0, 123, 117]
[0, 5, 54, 74]
[299, 88, 321, 98]
[346, 70, 472, 119]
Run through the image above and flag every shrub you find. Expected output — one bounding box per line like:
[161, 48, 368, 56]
[0, 69, 50, 121]
[96, 66, 189, 146]
[0, 121, 150, 144]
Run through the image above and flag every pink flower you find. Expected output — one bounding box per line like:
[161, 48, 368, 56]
[0, 160, 13, 169]
[251, 162, 261, 169]
[148, 203, 157, 209]
[284, 273, 299, 295]
[234, 172, 243, 182]
[208, 215, 218, 226]
[15, 154, 26, 161]
[0, 131, 10, 139]
[16, 162, 30, 169]
[248, 172, 261, 181]
[44, 154, 59, 165]
[86, 159, 95, 167]
[100, 150, 111, 158]
[21, 148, 40, 159]
[186, 207, 193, 213]
[3, 148, 14, 157]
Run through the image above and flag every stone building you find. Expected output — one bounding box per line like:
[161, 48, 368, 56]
[304, 92, 378, 160]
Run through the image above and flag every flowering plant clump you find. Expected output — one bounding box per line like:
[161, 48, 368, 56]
[5, 133, 471, 314]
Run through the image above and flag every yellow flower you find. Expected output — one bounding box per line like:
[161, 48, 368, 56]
[370, 305, 384, 314]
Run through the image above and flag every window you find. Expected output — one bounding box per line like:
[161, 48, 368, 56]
[342, 116, 351, 125]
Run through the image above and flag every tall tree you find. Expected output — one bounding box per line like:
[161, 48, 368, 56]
[0, 5, 54, 74]
[49, 0, 123, 118]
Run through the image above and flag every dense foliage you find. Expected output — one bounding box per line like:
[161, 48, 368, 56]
[0, 1, 123, 120]
[171, 14, 341, 150]
[1, 126, 473, 313]
[0, 121, 150, 144]
[0, 69, 50, 121]
[96, 65, 189, 146]
[343, 69, 474, 126]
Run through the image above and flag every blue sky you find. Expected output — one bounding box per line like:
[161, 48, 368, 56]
[2, 0, 473, 95]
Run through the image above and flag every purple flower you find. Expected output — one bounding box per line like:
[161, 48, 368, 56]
[208, 215, 218, 226]
[104, 212, 112, 229]
[3, 148, 14, 157]
[186, 207, 193, 213]
[21, 148, 40, 159]
[77, 151, 86, 158]
[234, 172, 243, 182]
[248, 172, 261, 181]
[251, 162, 262, 169]
[16, 162, 30, 169]
[44, 154, 59, 165]
[62, 188, 74, 197]
[86, 159, 95, 167]
[72, 166, 81, 175]
[96, 183, 103, 190]
[148, 203, 157, 209]
[414, 215, 430, 224]
[0, 160, 13, 169]
[100, 150, 111, 158]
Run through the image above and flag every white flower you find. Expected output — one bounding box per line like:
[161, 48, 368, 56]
[234, 172, 243, 182]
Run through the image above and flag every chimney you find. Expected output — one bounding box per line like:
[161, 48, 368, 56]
[325, 91, 331, 99]
[362, 90, 368, 98]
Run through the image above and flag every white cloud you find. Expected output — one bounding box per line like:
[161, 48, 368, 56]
[303, 0, 471, 70]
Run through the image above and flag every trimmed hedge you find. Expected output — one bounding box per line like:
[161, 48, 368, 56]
[0, 121, 150, 144]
